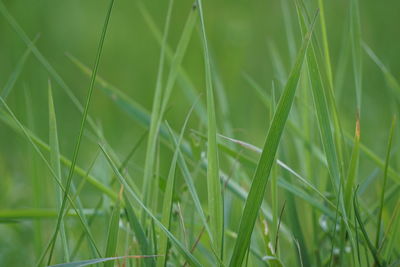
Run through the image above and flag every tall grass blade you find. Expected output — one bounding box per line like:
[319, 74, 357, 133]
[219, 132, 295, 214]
[350, 0, 363, 111]
[229, 12, 318, 266]
[142, 0, 174, 217]
[137, 2, 207, 124]
[48, 80, 70, 262]
[158, 107, 195, 267]
[46, 0, 115, 263]
[197, 0, 224, 259]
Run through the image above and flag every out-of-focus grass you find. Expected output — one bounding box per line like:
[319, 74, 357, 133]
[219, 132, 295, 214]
[1, 0, 400, 266]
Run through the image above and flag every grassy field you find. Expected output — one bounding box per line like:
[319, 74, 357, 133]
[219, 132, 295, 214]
[1, 0, 400, 266]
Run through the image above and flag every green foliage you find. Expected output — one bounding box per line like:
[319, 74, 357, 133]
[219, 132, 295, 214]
[1, 0, 399, 266]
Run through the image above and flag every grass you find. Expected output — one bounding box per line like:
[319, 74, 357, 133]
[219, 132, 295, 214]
[1, 0, 400, 266]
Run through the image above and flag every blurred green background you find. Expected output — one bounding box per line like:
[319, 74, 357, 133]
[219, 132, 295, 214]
[1, 0, 399, 265]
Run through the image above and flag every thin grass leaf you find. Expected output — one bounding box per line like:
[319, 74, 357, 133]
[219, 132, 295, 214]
[141, 0, 174, 216]
[375, 117, 396, 248]
[46, 0, 115, 263]
[0, 0, 101, 133]
[124, 194, 154, 266]
[104, 187, 123, 267]
[0, 209, 98, 220]
[48, 80, 70, 262]
[382, 198, 400, 260]
[0, 113, 119, 201]
[297, 0, 348, 192]
[363, 42, 400, 97]
[99, 146, 202, 267]
[1, 34, 39, 99]
[350, 0, 363, 111]
[23, 86, 44, 257]
[229, 12, 317, 266]
[197, 0, 224, 259]
[316, 0, 333, 90]
[158, 106, 195, 267]
[170, 125, 214, 244]
[0, 97, 101, 265]
[137, 2, 207, 125]
[145, 2, 198, 213]
[49, 255, 161, 267]
[344, 118, 361, 214]
[353, 187, 383, 267]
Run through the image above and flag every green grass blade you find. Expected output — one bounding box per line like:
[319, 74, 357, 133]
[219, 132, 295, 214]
[137, 2, 207, 125]
[124, 194, 154, 266]
[350, 0, 362, 111]
[344, 119, 361, 214]
[316, 0, 334, 90]
[1, 34, 39, 99]
[197, 0, 224, 259]
[141, 0, 174, 216]
[0, 98, 101, 265]
[375, 117, 395, 248]
[0, 112, 119, 201]
[0, 209, 98, 220]
[46, 0, 115, 263]
[104, 187, 122, 267]
[363, 42, 400, 97]
[48, 80, 70, 262]
[49, 255, 160, 267]
[353, 187, 383, 266]
[158, 107, 195, 267]
[100, 146, 202, 267]
[296, 2, 341, 193]
[229, 13, 317, 266]
[382, 198, 400, 260]
[0, 1, 99, 133]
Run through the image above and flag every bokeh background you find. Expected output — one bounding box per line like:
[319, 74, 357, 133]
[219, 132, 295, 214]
[1, 0, 399, 265]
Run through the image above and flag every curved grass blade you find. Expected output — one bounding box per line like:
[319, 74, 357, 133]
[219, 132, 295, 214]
[197, 0, 224, 259]
[100, 146, 202, 267]
[46, 0, 115, 263]
[229, 12, 318, 266]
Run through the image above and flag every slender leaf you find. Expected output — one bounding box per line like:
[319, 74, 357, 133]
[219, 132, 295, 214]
[229, 13, 317, 266]
[100, 146, 202, 267]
